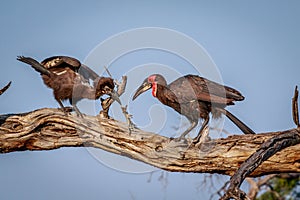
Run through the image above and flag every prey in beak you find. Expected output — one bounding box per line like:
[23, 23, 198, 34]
[132, 79, 152, 100]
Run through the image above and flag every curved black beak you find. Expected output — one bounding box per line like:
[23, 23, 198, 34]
[132, 80, 152, 101]
[109, 90, 122, 105]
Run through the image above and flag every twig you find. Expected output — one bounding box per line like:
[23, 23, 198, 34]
[99, 76, 136, 133]
[104, 66, 113, 78]
[247, 173, 300, 199]
[210, 180, 229, 200]
[0, 81, 11, 96]
[121, 105, 136, 134]
[246, 174, 277, 199]
[292, 86, 299, 128]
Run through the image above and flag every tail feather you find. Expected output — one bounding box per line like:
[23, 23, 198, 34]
[217, 108, 255, 135]
[17, 56, 52, 76]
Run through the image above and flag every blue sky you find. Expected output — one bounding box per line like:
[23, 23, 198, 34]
[0, 1, 299, 200]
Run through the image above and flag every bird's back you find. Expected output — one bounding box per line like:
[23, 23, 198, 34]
[168, 75, 244, 105]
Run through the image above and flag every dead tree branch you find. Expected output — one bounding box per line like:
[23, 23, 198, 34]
[293, 86, 299, 128]
[0, 108, 300, 176]
[99, 75, 135, 133]
[220, 131, 300, 200]
[220, 86, 300, 200]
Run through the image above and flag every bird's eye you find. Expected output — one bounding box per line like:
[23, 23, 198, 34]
[103, 86, 111, 92]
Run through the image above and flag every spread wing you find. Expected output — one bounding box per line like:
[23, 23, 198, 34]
[41, 56, 81, 70]
[41, 56, 100, 81]
[168, 75, 244, 105]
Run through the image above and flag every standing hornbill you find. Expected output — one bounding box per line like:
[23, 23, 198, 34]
[132, 74, 255, 143]
[17, 55, 120, 117]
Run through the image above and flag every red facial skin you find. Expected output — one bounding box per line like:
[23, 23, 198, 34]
[148, 75, 157, 97]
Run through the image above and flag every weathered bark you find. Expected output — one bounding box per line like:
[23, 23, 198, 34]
[0, 108, 299, 177]
[220, 131, 300, 200]
[219, 86, 300, 200]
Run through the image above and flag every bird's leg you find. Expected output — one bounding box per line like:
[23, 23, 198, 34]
[173, 121, 198, 142]
[55, 98, 70, 115]
[192, 116, 210, 144]
[73, 104, 84, 118]
[69, 98, 84, 118]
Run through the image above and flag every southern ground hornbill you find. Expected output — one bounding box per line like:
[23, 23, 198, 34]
[133, 74, 255, 143]
[17, 55, 120, 117]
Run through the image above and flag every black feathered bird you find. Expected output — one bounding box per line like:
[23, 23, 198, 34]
[17, 55, 120, 117]
[133, 74, 255, 143]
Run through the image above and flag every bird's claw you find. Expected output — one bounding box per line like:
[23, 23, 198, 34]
[76, 112, 85, 118]
[170, 136, 188, 144]
[59, 106, 73, 115]
[192, 138, 200, 145]
[172, 137, 182, 142]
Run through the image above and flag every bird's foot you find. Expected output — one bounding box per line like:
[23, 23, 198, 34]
[58, 106, 73, 115]
[173, 137, 182, 142]
[191, 128, 211, 147]
[170, 136, 188, 144]
[192, 137, 201, 145]
[75, 111, 85, 118]
[185, 138, 203, 149]
[74, 109, 85, 118]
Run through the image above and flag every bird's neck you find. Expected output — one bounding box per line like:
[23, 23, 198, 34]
[151, 82, 158, 97]
[73, 84, 98, 100]
[153, 84, 169, 102]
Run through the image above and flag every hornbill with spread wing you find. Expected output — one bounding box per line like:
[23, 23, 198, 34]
[17, 55, 120, 117]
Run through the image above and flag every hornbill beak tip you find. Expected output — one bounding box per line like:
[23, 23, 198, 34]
[132, 82, 152, 101]
[109, 90, 122, 105]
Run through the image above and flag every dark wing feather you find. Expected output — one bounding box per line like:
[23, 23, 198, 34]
[41, 56, 100, 81]
[17, 56, 52, 76]
[168, 75, 244, 105]
[41, 56, 81, 70]
[79, 64, 100, 80]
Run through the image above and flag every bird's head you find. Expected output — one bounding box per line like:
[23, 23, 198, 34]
[132, 74, 166, 100]
[94, 77, 121, 104]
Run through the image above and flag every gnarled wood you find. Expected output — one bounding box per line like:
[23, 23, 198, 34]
[220, 131, 300, 200]
[0, 108, 299, 176]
